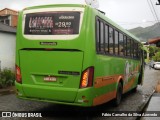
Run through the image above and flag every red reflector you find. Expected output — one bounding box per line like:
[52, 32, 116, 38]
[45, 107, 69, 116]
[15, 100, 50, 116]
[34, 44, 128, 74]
[80, 67, 94, 88]
[16, 65, 22, 84]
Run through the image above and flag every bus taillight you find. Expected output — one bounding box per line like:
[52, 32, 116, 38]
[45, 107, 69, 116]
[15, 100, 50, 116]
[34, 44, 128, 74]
[16, 65, 22, 84]
[80, 67, 94, 88]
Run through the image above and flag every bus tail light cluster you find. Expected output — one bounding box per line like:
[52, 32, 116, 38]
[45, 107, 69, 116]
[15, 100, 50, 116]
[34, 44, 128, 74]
[80, 67, 94, 88]
[16, 65, 22, 84]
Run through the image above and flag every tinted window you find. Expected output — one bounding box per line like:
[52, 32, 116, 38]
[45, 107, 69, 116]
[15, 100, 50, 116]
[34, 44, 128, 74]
[127, 37, 131, 56]
[109, 27, 114, 54]
[137, 43, 141, 58]
[119, 33, 124, 56]
[95, 17, 140, 59]
[115, 30, 119, 55]
[124, 36, 127, 56]
[131, 40, 134, 58]
[105, 25, 109, 53]
[96, 19, 100, 52]
[100, 21, 104, 52]
[134, 43, 138, 58]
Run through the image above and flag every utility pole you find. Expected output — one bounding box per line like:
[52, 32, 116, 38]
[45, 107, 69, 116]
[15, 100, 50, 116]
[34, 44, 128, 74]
[156, 0, 160, 5]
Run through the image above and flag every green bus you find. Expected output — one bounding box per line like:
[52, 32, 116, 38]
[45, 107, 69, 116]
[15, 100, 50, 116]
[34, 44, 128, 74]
[15, 4, 144, 107]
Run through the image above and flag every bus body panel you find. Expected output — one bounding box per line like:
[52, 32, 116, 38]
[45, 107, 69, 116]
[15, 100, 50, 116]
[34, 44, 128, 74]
[93, 55, 140, 106]
[19, 50, 83, 102]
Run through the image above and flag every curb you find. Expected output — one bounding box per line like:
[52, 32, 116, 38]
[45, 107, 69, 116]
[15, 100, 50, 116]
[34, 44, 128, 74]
[135, 90, 155, 120]
[0, 86, 16, 96]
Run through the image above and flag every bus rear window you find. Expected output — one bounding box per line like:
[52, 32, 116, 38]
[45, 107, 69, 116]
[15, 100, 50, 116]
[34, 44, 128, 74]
[24, 12, 80, 35]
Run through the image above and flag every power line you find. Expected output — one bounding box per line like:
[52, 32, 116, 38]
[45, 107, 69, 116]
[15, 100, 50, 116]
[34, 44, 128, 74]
[149, 0, 159, 22]
[147, 0, 158, 22]
[148, 0, 160, 26]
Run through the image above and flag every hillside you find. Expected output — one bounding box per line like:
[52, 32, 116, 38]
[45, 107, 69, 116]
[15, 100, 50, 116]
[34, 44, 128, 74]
[128, 23, 160, 42]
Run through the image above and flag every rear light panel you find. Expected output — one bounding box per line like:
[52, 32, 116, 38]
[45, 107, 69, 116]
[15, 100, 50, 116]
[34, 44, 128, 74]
[80, 67, 94, 88]
[16, 65, 22, 84]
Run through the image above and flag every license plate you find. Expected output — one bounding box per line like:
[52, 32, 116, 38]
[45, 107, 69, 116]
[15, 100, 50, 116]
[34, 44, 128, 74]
[44, 76, 57, 82]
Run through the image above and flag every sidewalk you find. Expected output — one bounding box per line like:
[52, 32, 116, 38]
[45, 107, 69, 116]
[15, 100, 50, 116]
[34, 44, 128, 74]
[140, 78, 160, 120]
[141, 93, 160, 120]
[146, 93, 160, 111]
[0, 86, 15, 96]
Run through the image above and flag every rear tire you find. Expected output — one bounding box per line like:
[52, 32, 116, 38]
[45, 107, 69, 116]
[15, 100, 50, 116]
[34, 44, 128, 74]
[114, 83, 122, 106]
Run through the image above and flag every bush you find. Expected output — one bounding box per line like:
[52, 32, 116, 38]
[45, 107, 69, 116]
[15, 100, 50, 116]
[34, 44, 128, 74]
[152, 52, 160, 62]
[0, 68, 15, 88]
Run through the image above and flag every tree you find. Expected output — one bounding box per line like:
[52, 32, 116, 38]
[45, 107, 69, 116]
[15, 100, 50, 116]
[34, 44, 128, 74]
[152, 52, 160, 61]
[148, 46, 157, 57]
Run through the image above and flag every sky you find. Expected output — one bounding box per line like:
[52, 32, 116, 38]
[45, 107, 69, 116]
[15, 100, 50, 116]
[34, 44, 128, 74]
[0, 0, 160, 29]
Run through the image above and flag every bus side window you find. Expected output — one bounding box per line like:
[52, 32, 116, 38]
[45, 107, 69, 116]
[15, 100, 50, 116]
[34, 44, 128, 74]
[135, 43, 138, 59]
[105, 24, 109, 53]
[109, 27, 114, 54]
[100, 21, 105, 52]
[133, 41, 137, 58]
[124, 35, 127, 56]
[96, 19, 100, 52]
[131, 40, 134, 58]
[127, 37, 131, 57]
[119, 33, 124, 56]
[114, 30, 119, 55]
[138, 43, 141, 59]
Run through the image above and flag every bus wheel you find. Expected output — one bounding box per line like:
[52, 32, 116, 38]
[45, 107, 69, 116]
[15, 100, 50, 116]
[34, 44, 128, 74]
[114, 83, 122, 106]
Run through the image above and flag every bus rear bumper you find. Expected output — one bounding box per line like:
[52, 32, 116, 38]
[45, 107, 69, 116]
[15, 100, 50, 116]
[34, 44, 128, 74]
[15, 82, 93, 107]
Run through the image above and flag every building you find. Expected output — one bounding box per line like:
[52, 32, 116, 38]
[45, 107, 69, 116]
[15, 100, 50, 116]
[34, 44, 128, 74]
[0, 22, 16, 70]
[0, 8, 18, 27]
[148, 37, 160, 47]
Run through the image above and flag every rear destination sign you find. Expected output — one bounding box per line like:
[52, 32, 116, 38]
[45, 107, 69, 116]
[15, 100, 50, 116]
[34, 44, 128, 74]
[24, 12, 80, 35]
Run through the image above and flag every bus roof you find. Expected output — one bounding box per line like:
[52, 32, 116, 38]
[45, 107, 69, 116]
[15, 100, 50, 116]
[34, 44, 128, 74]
[23, 4, 86, 11]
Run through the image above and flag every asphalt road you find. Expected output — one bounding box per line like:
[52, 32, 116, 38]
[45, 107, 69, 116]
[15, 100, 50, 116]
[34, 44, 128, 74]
[0, 66, 159, 120]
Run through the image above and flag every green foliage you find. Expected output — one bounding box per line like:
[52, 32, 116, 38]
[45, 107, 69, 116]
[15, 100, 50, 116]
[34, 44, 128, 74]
[0, 68, 15, 88]
[147, 46, 160, 58]
[143, 45, 160, 61]
[152, 52, 160, 62]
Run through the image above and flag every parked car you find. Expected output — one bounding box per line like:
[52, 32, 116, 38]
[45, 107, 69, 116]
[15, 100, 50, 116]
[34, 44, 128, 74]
[154, 62, 160, 70]
[150, 60, 155, 68]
